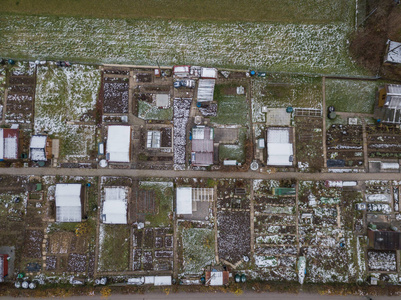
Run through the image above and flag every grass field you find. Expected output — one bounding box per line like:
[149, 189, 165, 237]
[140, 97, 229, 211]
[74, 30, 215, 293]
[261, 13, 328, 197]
[252, 75, 323, 122]
[211, 85, 249, 126]
[98, 224, 130, 272]
[0, 7, 363, 75]
[35, 64, 100, 159]
[0, 0, 350, 23]
[325, 79, 381, 114]
[140, 181, 173, 227]
[181, 227, 215, 275]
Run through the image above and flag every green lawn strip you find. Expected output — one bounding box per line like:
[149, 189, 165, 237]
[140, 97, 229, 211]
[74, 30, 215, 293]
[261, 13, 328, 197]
[218, 128, 247, 162]
[181, 227, 215, 275]
[141, 182, 173, 227]
[252, 75, 323, 122]
[325, 79, 383, 114]
[99, 224, 130, 272]
[0, 0, 351, 24]
[211, 85, 248, 126]
[138, 101, 173, 121]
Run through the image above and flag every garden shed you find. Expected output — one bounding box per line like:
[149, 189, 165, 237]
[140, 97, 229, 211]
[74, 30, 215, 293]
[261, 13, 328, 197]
[106, 125, 131, 162]
[102, 187, 128, 224]
[55, 184, 82, 223]
[191, 126, 214, 166]
[0, 128, 19, 160]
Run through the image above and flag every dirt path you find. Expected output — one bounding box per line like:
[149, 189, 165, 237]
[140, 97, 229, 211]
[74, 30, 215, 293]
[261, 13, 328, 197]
[249, 180, 255, 256]
[6, 167, 401, 181]
[322, 77, 327, 169]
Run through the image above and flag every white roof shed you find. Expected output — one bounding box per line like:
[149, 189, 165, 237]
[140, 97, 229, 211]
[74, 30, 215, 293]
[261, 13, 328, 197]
[176, 187, 192, 215]
[106, 126, 131, 163]
[55, 184, 82, 222]
[385, 40, 401, 64]
[201, 67, 218, 79]
[266, 128, 293, 166]
[102, 187, 128, 224]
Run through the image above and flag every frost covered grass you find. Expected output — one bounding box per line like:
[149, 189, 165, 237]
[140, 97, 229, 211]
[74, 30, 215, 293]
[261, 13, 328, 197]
[325, 79, 383, 114]
[98, 224, 130, 272]
[181, 227, 215, 275]
[35, 64, 100, 159]
[0, 14, 362, 75]
[138, 101, 173, 121]
[252, 75, 323, 123]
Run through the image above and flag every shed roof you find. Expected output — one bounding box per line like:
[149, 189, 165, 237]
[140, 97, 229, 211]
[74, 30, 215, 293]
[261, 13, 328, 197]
[368, 229, 401, 250]
[55, 184, 82, 222]
[197, 79, 215, 102]
[103, 187, 128, 224]
[107, 126, 131, 162]
[30, 135, 47, 149]
[0, 128, 19, 160]
[201, 67, 217, 79]
[266, 127, 293, 166]
[147, 130, 161, 149]
[155, 94, 170, 107]
[385, 40, 401, 64]
[176, 187, 192, 215]
[154, 276, 172, 286]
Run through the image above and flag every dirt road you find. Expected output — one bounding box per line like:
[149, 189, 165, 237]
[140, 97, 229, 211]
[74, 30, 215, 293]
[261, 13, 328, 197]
[2, 167, 401, 181]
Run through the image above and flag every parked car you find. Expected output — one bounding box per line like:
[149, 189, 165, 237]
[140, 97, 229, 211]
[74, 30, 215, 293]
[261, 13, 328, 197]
[174, 79, 195, 88]
[56, 61, 71, 67]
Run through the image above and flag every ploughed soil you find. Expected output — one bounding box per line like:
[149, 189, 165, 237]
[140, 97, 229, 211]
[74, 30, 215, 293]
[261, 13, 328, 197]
[350, 0, 401, 80]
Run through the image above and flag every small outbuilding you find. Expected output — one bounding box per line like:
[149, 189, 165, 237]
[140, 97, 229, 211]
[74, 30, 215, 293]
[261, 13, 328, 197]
[173, 65, 190, 77]
[200, 67, 218, 79]
[266, 127, 294, 166]
[176, 187, 192, 215]
[29, 135, 49, 161]
[55, 184, 82, 223]
[102, 187, 128, 224]
[0, 128, 19, 160]
[191, 126, 214, 166]
[205, 267, 229, 286]
[106, 125, 131, 163]
[384, 40, 401, 64]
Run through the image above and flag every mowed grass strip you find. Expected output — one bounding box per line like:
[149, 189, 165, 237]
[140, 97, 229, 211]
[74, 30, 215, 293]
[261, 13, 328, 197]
[1, 0, 350, 23]
[99, 224, 130, 272]
[325, 79, 382, 114]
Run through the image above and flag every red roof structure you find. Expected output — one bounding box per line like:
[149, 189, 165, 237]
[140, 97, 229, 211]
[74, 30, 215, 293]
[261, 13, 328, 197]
[0, 254, 8, 282]
[0, 128, 19, 160]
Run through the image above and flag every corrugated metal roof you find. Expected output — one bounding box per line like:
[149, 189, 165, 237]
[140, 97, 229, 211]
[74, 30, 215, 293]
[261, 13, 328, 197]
[55, 184, 82, 222]
[176, 187, 192, 214]
[197, 79, 215, 102]
[385, 40, 401, 64]
[147, 130, 161, 148]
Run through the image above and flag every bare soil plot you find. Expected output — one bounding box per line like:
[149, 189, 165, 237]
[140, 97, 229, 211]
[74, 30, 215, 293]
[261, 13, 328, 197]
[367, 125, 401, 159]
[23, 230, 43, 259]
[368, 250, 396, 272]
[217, 210, 251, 264]
[326, 124, 363, 167]
[67, 253, 87, 272]
[295, 116, 323, 171]
[102, 77, 129, 114]
[132, 226, 173, 272]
